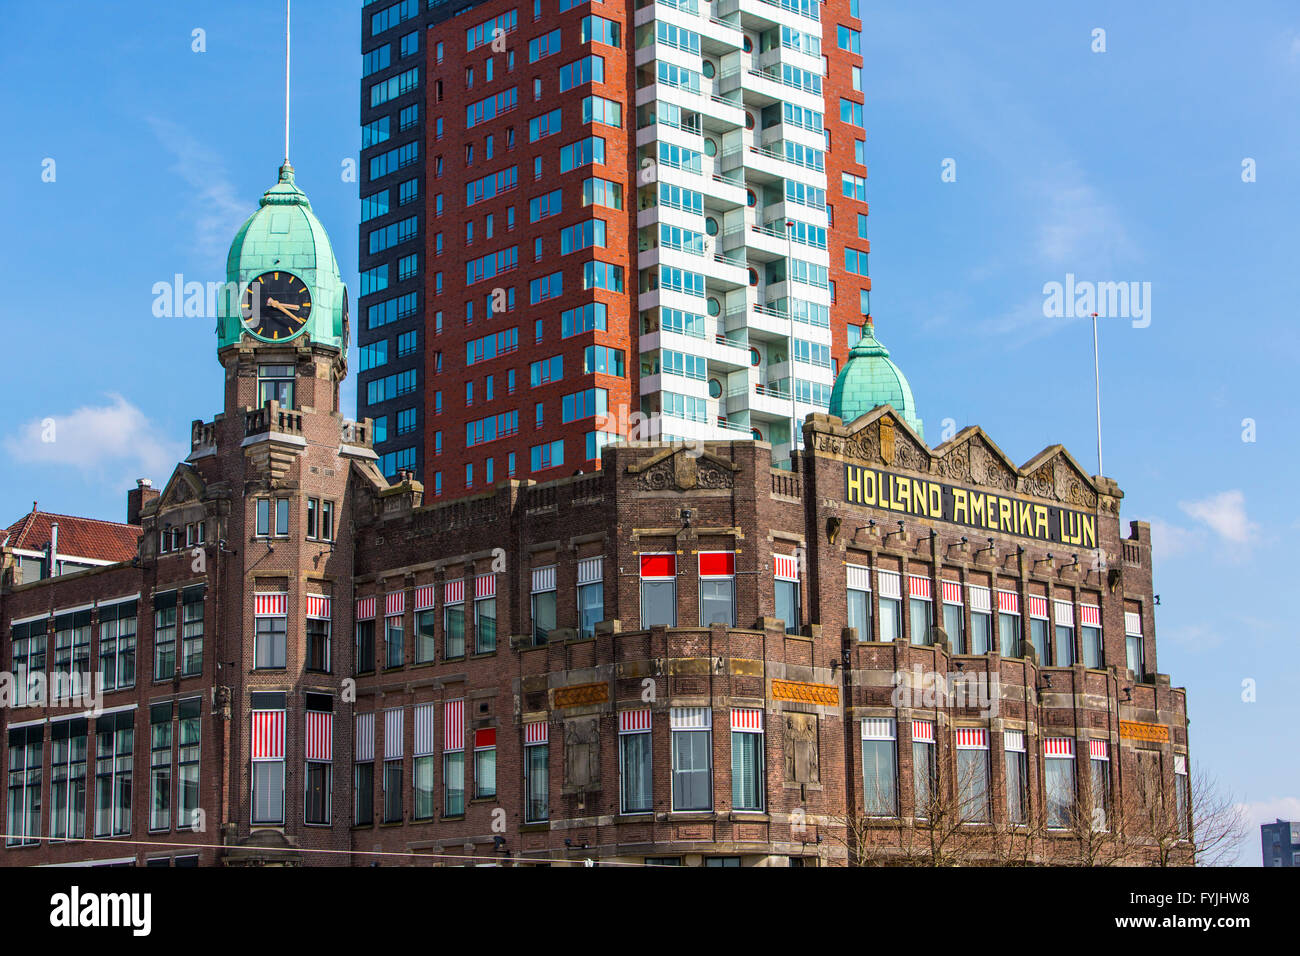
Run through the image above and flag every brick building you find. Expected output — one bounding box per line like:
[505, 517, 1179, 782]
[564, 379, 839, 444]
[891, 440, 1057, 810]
[359, 0, 872, 493]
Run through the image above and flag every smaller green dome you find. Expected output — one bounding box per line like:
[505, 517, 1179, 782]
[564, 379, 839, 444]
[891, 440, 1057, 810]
[216, 164, 347, 352]
[828, 319, 924, 438]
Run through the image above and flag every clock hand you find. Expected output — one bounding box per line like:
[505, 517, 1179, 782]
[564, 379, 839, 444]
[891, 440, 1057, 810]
[267, 298, 302, 311]
[267, 299, 303, 321]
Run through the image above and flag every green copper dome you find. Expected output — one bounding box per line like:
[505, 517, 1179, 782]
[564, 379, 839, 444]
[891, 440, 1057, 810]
[216, 164, 348, 351]
[828, 319, 924, 438]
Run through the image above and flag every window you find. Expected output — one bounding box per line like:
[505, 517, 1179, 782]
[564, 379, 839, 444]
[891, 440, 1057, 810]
[98, 601, 137, 691]
[354, 712, 374, 826]
[731, 709, 764, 812]
[561, 387, 607, 423]
[774, 555, 800, 635]
[573, 557, 604, 641]
[998, 591, 1022, 657]
[529, 107, 562, 141]
[257, 364, 294, 409]
[529, 272, 563, 304]
[355, 617, 375, 674]
[559, 54, 604, 91]
[466, 87, 518, 129]
[1004, 731, 1028, 824]
[530, 566, 557, 645]
[465, 165, 518, 206]
[251, 702, 286, 824]
[360, 189, 389, 221]
[444, 581, 465, 658]
[176, 698, 200, 829]
[385, 610, 404, 669]
[619, 711, 652, 813]
[581, 94, 621, 127]
[1029, 597, 1050, 661]
[370, 67, 419, 108]
[254, 594, 287, 669]
[1174, 756, 1190, 838]
[529, 188, 563, 222]
[415, 596, 437, 663]
[1125, 611, 1145, 677]
[699, 552, 735, 627]
[562, 302, 607, 339]
[94, 711, 134, 837]
[671, 708, 712, 811]
[466, 9, 517, 51]
[524, 726, 549, 822]
[582, 176, 622, 210]
[1053, 601, 1075, 666]
[640, 553, 676, 628]
[847, 565, 872, 640]
[475, 576, 497, 653]
[413, 704, 435, 820]
[955, 729, 989, 822]
[153, 591, 177, 680]
[560, 136, 605, 172]
[362, 44, 391, 78]
[942, 581, 965, 652]
[528, 27, 561, 62]
[1045, 739, 1076, 828]
[530, 439, 564, 471]
[581, 14, 620, 46]
[561, 219, 606, 254]
[7, 724, 43, 845]
[1081, 605, 1103, 667]
[860, 718, 897, 816]
[181, 585, 204, 676]
[1090, 740, 1111, 831]
[48, 717, 87, 841]
[444, 701, 466, 816]
[472, 730, 498, 799]
[908, 575, 933, 645]
[149, 702, 172, 831]
[912, 722, 936, 819]
[383, 709, 403, 823]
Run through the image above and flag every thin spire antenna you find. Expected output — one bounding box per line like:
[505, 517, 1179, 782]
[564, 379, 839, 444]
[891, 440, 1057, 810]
[283, 0, 291, 165]
[1091, 311, 1103, 477]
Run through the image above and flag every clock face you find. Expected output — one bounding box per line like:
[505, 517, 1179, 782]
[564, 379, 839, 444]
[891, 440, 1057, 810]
[241, 271, 312, 340]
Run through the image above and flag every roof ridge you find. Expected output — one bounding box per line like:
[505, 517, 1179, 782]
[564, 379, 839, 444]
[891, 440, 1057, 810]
[10, 510, 137, 529]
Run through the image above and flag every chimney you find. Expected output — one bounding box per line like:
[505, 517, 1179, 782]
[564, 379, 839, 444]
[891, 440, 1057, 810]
[48, 522, 59, 577]
[127, 478, 159, 525]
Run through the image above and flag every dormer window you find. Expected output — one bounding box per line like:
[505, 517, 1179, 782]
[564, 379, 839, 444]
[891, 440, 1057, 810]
[257, 364, 295, 409]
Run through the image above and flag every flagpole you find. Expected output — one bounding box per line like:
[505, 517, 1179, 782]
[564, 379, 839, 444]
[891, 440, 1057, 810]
[1091, 311, 1103, 477]
[284, 0, 291, 165]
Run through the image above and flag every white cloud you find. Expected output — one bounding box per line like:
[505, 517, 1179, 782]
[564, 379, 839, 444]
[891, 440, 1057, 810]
[4, 394, 182, 485]
[1147, 517, 1203, 559]
[1035, 178, 1137, 268]
[1179, 489, 1258, 547]
[147, 117, 250, 262]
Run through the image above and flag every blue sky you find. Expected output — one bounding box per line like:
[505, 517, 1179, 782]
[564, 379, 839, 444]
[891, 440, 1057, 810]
[0, 1, 1296, 863]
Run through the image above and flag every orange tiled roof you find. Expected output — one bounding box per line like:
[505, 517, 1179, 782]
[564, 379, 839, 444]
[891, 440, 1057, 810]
[3, 505, 138, 564]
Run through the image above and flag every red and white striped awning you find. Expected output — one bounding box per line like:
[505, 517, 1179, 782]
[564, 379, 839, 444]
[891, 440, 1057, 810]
[445, 579, 465, 605]
[254, 593, 287, 617]
[305, 595, 331, 620]
[444, 699, 465, 751]
[941, 580, 962, 605]
[1044, 737, 1075, 757]
[1089, 739, 1109, 760]
[773, 554, 799, 582]
[413, 703, 436, 757]
[305, 710, 333, 761]
[619, 709, 651, 734]
[384, 708, 404, 759]
[997, 590, 1020, 614]
[955, 727, 988, 749]
[699, 552, 735, 577]
[730, 707, 763, 733]
[414, 585, 436, 611]
[876, 569, 901, 600]
[356, 596, 376, 621]
[251, 710, 284, 760]
[968, 585, 991, 613]
[1080, 604, 1101, 627]
[385, 591, 405, 617]
[640, 554, 676, 578]
[907, 574, 931, 600]
[524, 720, 548, 744]
[1027, 595, 1049, 619]
[354, 712, 375, 762]
[475, 574, 496, 599]
[474, 728, 496, 750]
[911, 719, 935, 743]
[860, 717, 895, 740]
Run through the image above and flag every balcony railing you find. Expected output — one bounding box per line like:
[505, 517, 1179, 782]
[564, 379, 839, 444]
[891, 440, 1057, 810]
[245, 401, 304, 438]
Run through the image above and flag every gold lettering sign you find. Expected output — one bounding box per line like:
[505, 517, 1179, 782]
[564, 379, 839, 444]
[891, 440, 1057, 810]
[1120, 720, 1169, 743]
[552, 682, 609, 708]
[771, 679, 839, 706]
[845, 464, 1096, 547]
